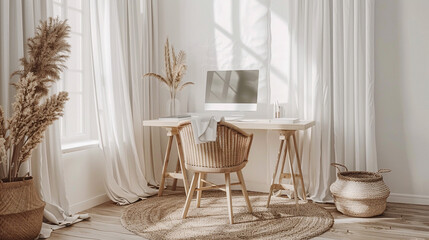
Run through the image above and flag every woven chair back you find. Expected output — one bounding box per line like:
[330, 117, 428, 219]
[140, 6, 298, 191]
[177, 121, 253, 172]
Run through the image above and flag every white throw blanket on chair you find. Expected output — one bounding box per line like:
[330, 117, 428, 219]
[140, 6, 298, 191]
[191, 116, 224, 144]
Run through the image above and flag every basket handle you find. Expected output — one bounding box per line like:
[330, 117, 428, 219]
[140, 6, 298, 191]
[377, 169, 391, 174]
[331, 163, 348, 172]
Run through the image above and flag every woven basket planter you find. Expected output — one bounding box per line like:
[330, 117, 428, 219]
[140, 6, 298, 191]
[0, 177, 45, 240]
[330, 163, 391, 218]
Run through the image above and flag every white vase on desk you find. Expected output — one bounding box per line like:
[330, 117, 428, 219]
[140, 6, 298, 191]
[167, 93, 181, 116]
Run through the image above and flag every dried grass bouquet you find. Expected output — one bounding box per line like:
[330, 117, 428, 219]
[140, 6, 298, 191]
[143, 38, 193, 114]
[0, 18, 70, 182]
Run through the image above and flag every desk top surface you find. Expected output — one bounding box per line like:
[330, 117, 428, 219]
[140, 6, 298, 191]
[143, 119, 315, 131]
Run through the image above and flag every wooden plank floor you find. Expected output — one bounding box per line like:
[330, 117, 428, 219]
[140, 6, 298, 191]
[51, 190, 429, 240]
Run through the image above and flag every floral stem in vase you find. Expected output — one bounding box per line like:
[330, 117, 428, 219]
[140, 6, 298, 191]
[142, 38, 194, 117]
[170, 91, 176, 116]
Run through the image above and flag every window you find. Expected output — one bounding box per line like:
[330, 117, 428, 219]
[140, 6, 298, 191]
[53, 0, 98, 151]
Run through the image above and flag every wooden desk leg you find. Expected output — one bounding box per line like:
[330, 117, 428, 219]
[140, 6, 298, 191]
[278, 138, 288, 185]
[267, 138, 285, 208]
[175, 135, 189, 195]
[171, 157, 181, 191]
[159, 135, 174, 197]
[292, 133, 307, 201]
[286, 136, 299, 207]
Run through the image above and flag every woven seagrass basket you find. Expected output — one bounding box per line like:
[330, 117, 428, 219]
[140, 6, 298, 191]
[330, 163, 391, 217]
[0, 177, 45, 240]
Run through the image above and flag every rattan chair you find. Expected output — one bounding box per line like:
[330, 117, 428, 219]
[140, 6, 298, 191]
[177, 120, 253, 224]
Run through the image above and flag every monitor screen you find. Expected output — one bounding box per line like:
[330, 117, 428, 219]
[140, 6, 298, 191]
[204, 70, 259, 111]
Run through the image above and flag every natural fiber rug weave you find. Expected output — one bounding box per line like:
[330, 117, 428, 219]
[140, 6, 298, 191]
[121, 191, 333, 240]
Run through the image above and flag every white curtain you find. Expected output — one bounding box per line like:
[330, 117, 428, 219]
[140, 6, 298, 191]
[89, 0, 161, 205]
[272, 0, 377, 202]
[0, 0, 85, 238]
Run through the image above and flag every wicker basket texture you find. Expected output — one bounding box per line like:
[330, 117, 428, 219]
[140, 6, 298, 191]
[330, 163, 391, 217]
[0, 177, 45, 240]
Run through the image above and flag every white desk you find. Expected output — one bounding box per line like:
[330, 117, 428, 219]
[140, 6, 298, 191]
[143, 119, 314, 131]
[143, 119, 315, 203]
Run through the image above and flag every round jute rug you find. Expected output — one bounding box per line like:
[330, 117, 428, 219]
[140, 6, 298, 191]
[121, 191, 333, 240]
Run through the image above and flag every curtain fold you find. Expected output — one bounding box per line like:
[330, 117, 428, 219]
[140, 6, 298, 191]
[272, 0, 377, 202]
[0, 0, 84, 238]
[89, 0, 160, 205]
[332, 0, 377, 172]
[130, 0, 162, 187]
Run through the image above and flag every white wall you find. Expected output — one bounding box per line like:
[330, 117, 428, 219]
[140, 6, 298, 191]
[157, 0, 271, 116]
[375, 0, 429, 205]
[62, 147, 107, 213]
[157, 0, 278, 193]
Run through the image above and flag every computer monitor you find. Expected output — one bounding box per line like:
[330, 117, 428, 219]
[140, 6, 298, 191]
[204, 70, 259, 111]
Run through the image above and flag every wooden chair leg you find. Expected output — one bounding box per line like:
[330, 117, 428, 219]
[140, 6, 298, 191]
[267, 139, 285, 207]
[182, 172, 199, 219]
[159, 135, 173, 197]
[286, 137, 299, 208]
[237, 170, 252, 213]
[196, 173, 205, 208]
[171, 157, 181, 191]
[225, 173, 234, 224]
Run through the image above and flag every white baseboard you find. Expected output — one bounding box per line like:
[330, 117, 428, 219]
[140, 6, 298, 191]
[388, 193, 429, 205]
[241, 181, 270, 193]
[69, 193, 110, 214]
